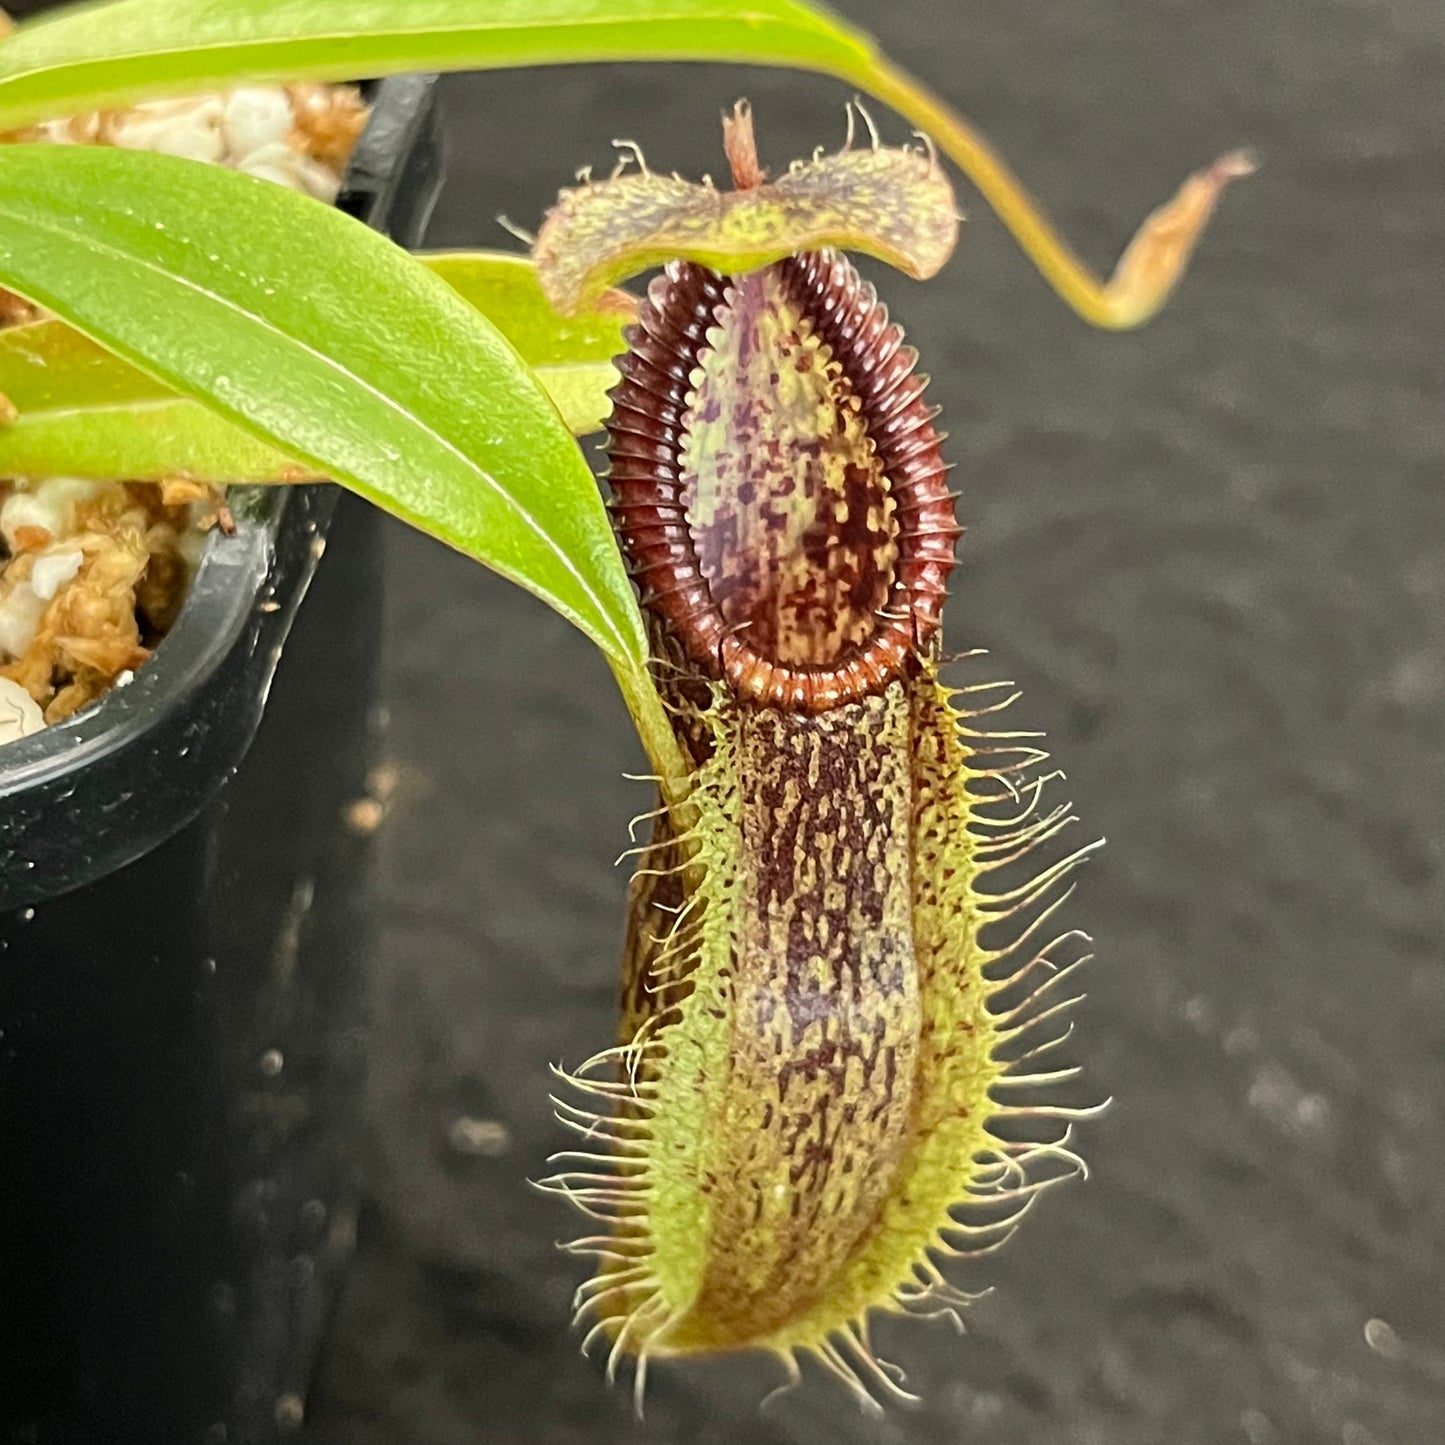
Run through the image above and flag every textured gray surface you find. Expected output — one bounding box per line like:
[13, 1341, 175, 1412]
[306, 2, 1445, 1441]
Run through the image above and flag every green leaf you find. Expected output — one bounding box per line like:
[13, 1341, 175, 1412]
[0, 346, 616, 476]
[423, 250, 632, 433]
[0, 248, 636, 411]
[0, 313, 169, 412]
[422, 250, 634, 368]
[528, 359, 620, 437]
[0, 141, 644, 669]
[0, 251, 630, 477]
[0, 0, 874, 134]
[0, 395, 313, 481]
[0, 316, 315, 477]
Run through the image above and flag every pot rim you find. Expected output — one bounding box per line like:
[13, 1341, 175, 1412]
[0, 487, 281, 795]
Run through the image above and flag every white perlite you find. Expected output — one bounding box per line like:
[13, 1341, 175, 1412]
[0, 578, 43, 661]
[0, 477, 108, 552]
[29, 549, 84, 601]
[0, 479, 108, 661]
[23, 84, 362, 201]
[0, 675, 43, 742]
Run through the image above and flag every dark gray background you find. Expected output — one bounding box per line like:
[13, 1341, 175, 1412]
[306, 2, 1444, 1441]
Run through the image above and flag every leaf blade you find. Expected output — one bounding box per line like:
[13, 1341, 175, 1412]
[0, 315, 171, 412]
[0, 251, 631, 470]
[0, 0, 874, 133]
[421, 250, 631, 432]
[0, 355, 619, 480]
[422, 250, 634, 368]
[0, 396, 315, 481]
[0, 142, 643, 664]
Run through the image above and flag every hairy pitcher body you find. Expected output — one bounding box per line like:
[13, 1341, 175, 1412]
[532, 104, 1110, 1406]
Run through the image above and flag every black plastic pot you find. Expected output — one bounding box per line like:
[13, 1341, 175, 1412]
[0, 75, 443, 1444]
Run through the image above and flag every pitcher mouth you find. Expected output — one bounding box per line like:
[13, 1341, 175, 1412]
[606, 250, 960, 714]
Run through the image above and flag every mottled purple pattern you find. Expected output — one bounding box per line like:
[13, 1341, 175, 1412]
[606, 253, 956, 713]
[679, 267, 899, 667]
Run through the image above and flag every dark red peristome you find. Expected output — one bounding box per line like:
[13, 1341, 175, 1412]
[605, 250, 960, 714]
